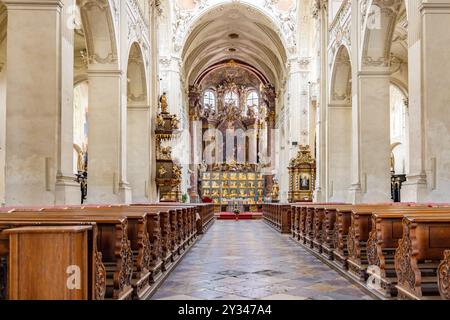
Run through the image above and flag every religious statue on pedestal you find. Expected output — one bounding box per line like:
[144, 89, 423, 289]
[160, 92, 168, 114]
[272, 179, 280, 202]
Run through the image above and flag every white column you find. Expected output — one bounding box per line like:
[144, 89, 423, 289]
[348, 0, 364, 203]
[314, 1, 328, 202]
[0, 4, 6, 205]
[357, 72, 392, 202]
[401, 0, 428, 201]
[87, 67, 127, 204]
[148, 2, 159, 202]
[55, 0, 82, 204]
[419, 0, 450, 201]
[287, 58, 310, 149]
[327, 103, 353, 202]
[4, 0, 62, 205]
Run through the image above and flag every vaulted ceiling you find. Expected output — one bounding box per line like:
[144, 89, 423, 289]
[181, 4, 288, 88]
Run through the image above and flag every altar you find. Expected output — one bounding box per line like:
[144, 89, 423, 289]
[200, 165, 266, 212]
[186, 60, 277, 208]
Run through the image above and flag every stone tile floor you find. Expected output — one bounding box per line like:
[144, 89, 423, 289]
[151, 220, 373, 300]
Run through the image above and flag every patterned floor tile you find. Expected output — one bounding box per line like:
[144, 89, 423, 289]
[150, 221, 372, 300]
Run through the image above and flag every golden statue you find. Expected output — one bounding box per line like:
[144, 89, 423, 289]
[160, 92, 168, 114]
[157, 114, 165, 127]
[171, 116, 180, 129]
[73, 144, 86, 172]
[158, 166, 167, 177]
[172, 165, 182, 180]
[272, 179, 280, 201]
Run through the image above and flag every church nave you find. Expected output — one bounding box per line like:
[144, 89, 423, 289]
[152, 220, 372, 300]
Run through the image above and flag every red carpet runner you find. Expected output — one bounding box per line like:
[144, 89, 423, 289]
[215, 212, 263, 220]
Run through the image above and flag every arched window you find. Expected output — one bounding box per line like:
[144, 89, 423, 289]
[203, 90, 216, 110]
[390, 85, 407, 140]
[224, 90, 239, 106]
[73, 82, 89, 174]
[390, 84, 408, 175]
[247, 91, 259, 108]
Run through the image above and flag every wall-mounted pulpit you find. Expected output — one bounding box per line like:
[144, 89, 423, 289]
[155, 96, 183, 202]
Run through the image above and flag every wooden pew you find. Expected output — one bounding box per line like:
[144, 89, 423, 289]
[348, 207, 450, 295]
[333, 204, 417, 274]
[127, 204, 200, 265]
[365, 208, 443, 297]
[320, 205, 354, 260]
[438, 250, 450, 300]
[0, 213, 134, 300]
[0, 220, 105, 300]
[5, 226, 94, 300]
[395, 214, 450, 300]
[100, 204, 178, 273]
[140, 203, 215, 236]
[108, 204, 192, 263]
[291, 205, 300, 239]
[286, 203, 346, 250]
[263, 204, 292, 234]
[38, 207, 155, 300]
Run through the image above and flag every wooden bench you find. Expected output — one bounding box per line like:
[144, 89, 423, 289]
[141, 203, 215, 235]
[39, 207, 156, 300]
[291, 205, 300, 239]
[438, 250, 450, 300]
[5, 226, 94, 300]
[395, 214, 450, 300]
[0, 220, 104, 300]
[0, 213, 134, 300]
[332, 204, 412, 274]
[364, 208, 445, 297]
[347, 207, 450, 295]
[263, 204, 291, 234]
[319, 205, 354, 260]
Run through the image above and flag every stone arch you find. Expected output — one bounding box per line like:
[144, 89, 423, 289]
[77, 0, 118, 66]
[126, 42, 151, 202]
[328, 45, 352, 201]
[126, 42, 148, 105]
[330, 45, 352, 104]
[360, 0, 405, 70]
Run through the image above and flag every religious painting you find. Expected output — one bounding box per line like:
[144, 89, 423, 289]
[300, 173, 311, 191]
